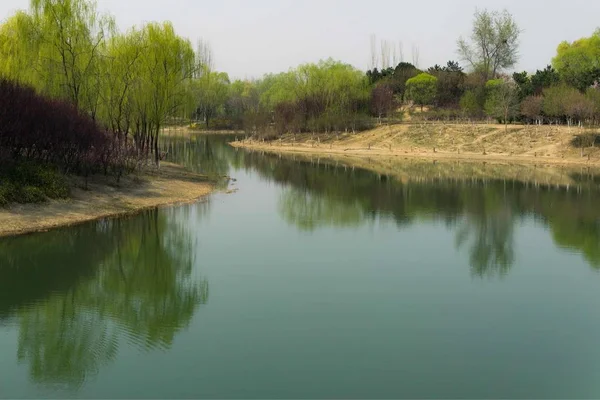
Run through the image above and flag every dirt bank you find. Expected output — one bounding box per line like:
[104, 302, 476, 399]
[230, 123, 600, 167]
[0, 162, 216, 238]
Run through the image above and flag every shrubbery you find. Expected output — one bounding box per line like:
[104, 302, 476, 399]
[0, 79, 116, 174]
[0, 162, 70, 205]
[0, 79, 133, 205]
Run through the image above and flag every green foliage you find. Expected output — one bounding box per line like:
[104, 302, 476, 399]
[405, 73, 438, 109]
[19, 186, 46, 203]
[428, 61, 466, 107]
[553, 31, 600, 91]
[542, 84, 595, 122]
[531, 65, 561, 94]
[542, 85, 570, 119]
[191, 66, 230, 128]
[0, 0, 196, 165]
[512, 71, 533, 100]
[485, 79, 504, 90]
[258, 59, 370, 133]
[484, 80, 519, 124]
[0, 162, 70, 205]
[0, 183, 12, 206]
[513, 66, 561, 101]
[460, 90, 482, 117]
[0, 209, 208, 385]
[367, 62, 421, 99]
[585, 87, 600, 121]
[457, 9, 520, 79]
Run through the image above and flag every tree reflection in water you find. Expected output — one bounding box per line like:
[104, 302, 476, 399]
[4, 134, 600, 389]
[233, 149, 600, 276]
[1, 207, 209, 389]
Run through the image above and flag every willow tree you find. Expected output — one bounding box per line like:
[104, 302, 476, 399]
[192, 66, 230, 128]
[29, 0, 114, 114]
[259, 59, 369, 133]
[0, 11, 38, 85]
[98, 27, 146, 138]
[132, 22, 195, 164]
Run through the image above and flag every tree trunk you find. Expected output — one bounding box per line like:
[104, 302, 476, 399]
[154, 125, 160, 167]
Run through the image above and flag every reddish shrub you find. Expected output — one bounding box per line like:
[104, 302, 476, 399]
[0, 79, 125, 174]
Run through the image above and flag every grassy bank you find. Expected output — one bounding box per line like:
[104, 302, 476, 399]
[230, 123, 600, 167]
[0, 162, 70, 206]
[0, 162, 215, 238]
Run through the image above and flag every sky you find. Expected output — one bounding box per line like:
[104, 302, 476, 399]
[1, 0, 599, 79]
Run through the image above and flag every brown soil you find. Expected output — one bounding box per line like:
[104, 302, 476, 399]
[0, 162, 215, 238]
[230, 123, 600, 167]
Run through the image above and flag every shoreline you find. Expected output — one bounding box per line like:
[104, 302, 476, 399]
[161, 127, 244, 137]
[0, 162, 218, 239]
[229, 123, 600, 168]
[230, 140, 600, 167]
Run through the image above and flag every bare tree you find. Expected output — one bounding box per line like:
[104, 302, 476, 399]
[369, 34, 379, 70]
[398, 41, 404, 63]
[411, 44, 420, 68]
[371, 83, 395, 123]
[195, 38, 214, 76]
[457, 9, 521, 80]
[380, 40, 391, 70]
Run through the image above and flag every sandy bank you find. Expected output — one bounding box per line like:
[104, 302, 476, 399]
[0, 162, 216, 238]
[230, 123, 600, 167]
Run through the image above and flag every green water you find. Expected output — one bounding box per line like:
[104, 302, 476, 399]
[2, 135, 600, 398]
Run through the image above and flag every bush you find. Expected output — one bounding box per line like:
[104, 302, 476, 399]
[18, 186, 46, 203]
[0, 79, 118, 174]
[0, 162, 70, 206]
[209, 117, 236, 130]
[0, 183, 12, 206]
[405, 73, 438, 110]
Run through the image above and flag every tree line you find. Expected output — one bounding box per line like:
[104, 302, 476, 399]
[180, 8, 600, 136]
[2, 1, 600, 166]
[0, 0, 204, 174]
[365, 10, 600, 128]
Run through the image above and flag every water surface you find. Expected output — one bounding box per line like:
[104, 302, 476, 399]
[1, 134, 600, 398]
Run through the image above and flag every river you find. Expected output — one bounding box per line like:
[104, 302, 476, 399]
[1, 134, 600, 398]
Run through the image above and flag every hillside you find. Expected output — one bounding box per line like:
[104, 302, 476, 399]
[231, 123, 600, 166]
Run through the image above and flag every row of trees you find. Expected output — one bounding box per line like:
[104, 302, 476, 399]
[185, 59, 373, 136]
[0, 0, 204, 166]
[364, 10, 600, 128]
[2, 1, 600, 149]
[187, 10, 600, 135]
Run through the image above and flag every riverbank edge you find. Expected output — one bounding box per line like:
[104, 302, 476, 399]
[0, 162, 219, 239]
[229, 140, 600, 168]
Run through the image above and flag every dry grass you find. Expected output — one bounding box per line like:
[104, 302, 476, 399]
[0, 162, 215, 238]
[232, 123, 600, 167]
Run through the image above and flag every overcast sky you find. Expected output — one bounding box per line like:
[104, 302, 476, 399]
[1, 0, 599, 79]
